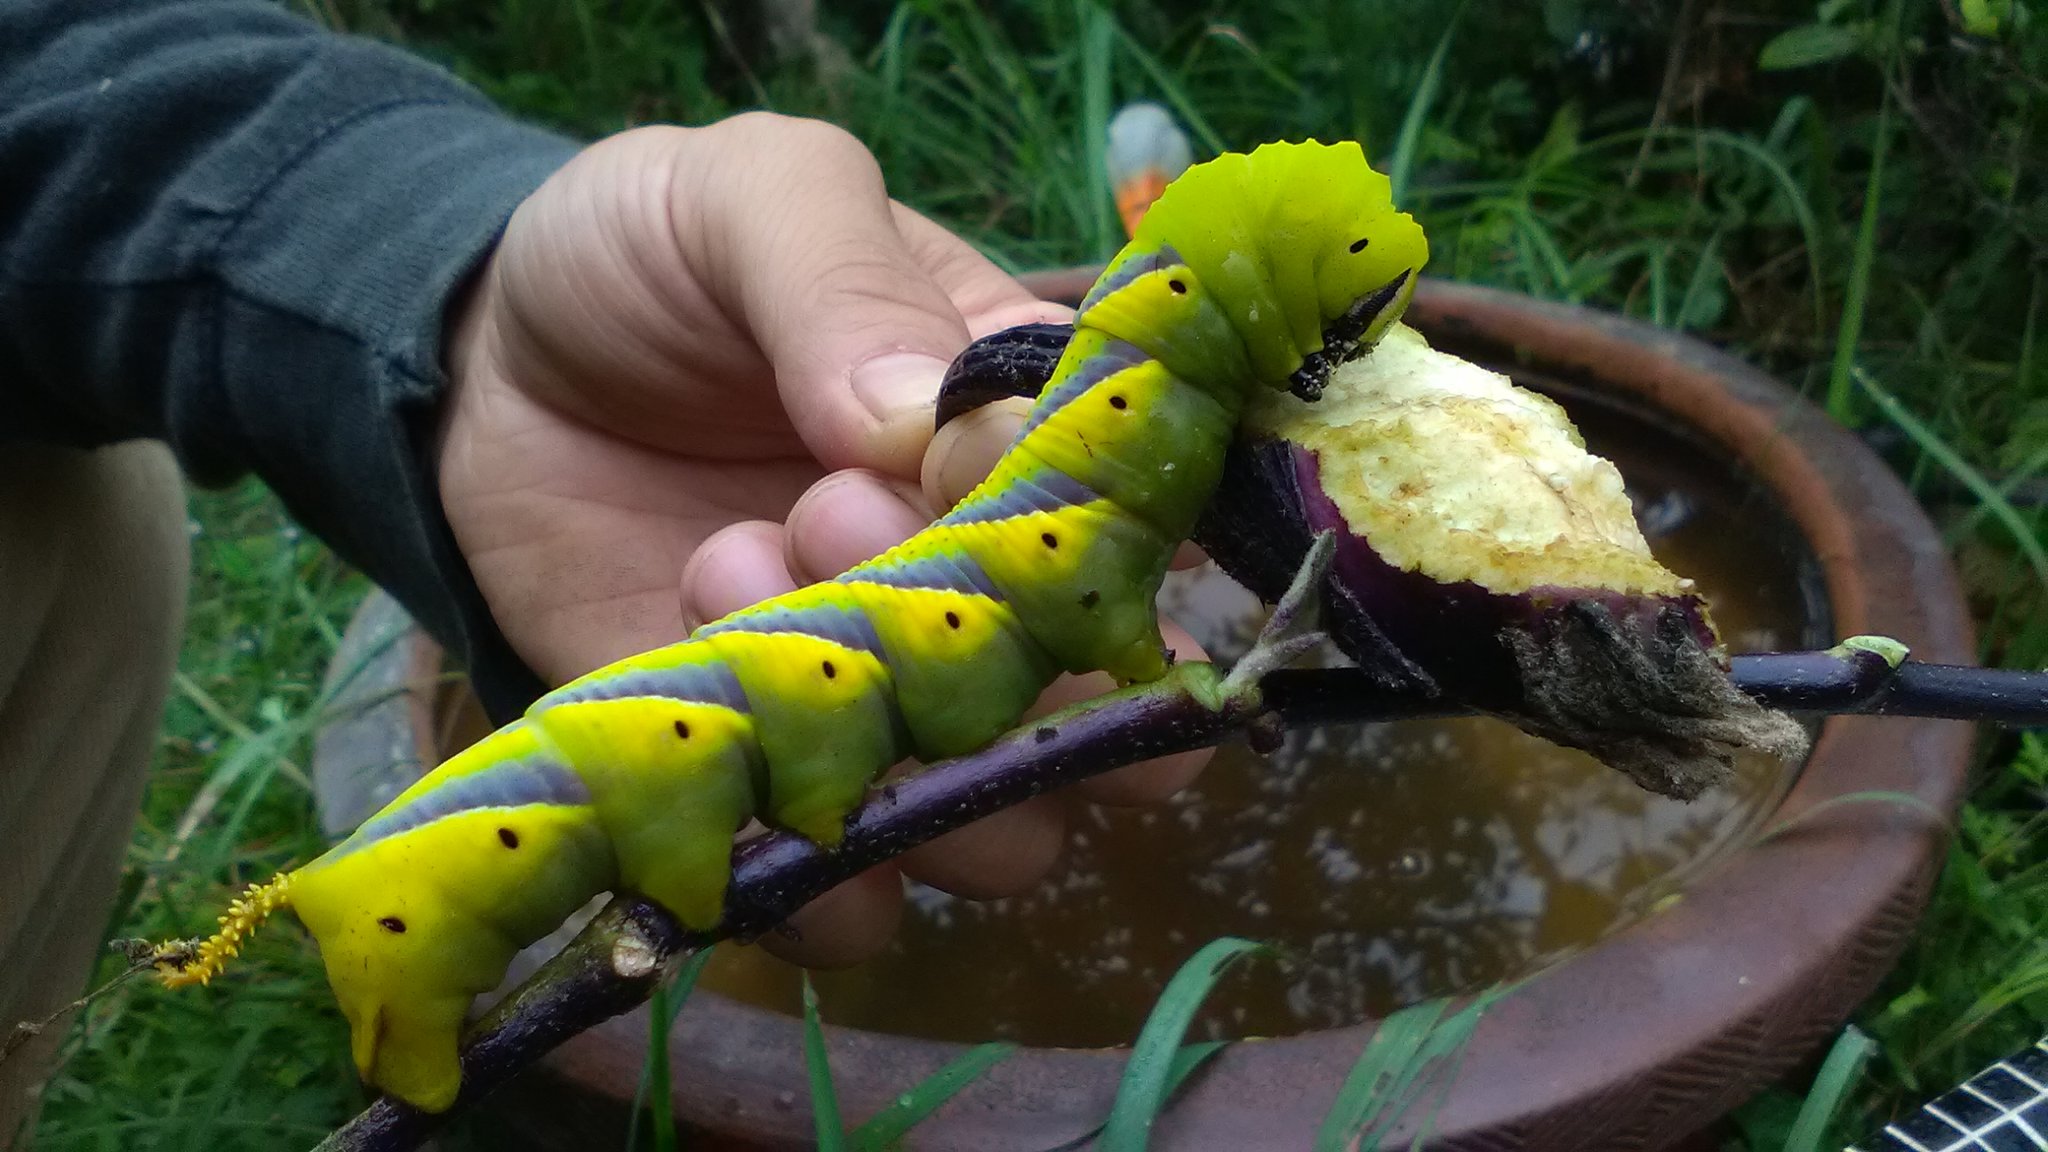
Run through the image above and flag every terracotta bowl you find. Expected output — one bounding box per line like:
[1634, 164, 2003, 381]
[313, 278, 1974, 1150]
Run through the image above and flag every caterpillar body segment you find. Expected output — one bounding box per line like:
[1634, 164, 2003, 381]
[167, 140, 1429, 1112]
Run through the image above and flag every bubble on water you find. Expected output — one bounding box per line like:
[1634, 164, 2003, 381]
[1389, 850, 1429, 881]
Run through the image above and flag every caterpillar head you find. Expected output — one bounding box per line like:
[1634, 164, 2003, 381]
[1121, 139, 1430, 402]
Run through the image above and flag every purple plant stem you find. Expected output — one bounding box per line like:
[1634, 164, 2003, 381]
[1259, 651, 2048, 727]
[312, 648, 2044, 1152]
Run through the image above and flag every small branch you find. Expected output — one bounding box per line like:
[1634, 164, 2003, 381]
[314, 643, 2046, 1152]
[1262, 642, 2048, 728]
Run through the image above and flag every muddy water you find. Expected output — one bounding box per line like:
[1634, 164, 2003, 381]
[697, 400, 1823, 1047]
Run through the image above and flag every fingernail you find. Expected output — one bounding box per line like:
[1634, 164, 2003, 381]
[926, 402, 1029, 508]
[852, 352, 948, 422]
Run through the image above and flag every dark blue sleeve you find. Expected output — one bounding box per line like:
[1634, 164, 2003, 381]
[0, 0, 583, 719]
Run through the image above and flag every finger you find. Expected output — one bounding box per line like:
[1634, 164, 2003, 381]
[888, 204, 1074, 336]
[687, 114, 988, 479]
[1067, 616, 1213, 806]
[896, 794, 1066, 898]
[757, 864, 904, 969]
[782, 470, 930, 583]
[921, 399, 1030, 513]
[679, 520, 798, 628]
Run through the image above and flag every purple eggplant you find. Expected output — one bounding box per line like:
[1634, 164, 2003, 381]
[1190, 325, 1809, 799]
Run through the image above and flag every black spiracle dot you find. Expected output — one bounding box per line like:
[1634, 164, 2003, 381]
[1080, 589, 1101, 608]
[1350, 237, 1371, 253]
[1167, 278, 1188, 295]
[672, 719, 690, 739]
[378, 916, 407, 934]
[944, 611, 961, 630]
[1034, 726, 1057, 743]
[1108, 395, 1128, 410]
[821, 660, 837, 679]
[498, 827, 520, 849]
[1040, 532, 1059, 549]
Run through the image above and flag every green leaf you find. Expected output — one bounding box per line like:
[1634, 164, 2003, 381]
[1674, 230, 1728, 332]
[629, 946, 716, 1152]
[1101, 937, 1268, 1150]
[1052, 1041, 1230, 1152]
[1828, 90, 1891, 424]
[850, 1043, 1016, 1152]
[1316, 986, 1510, 1152]
[1759, 24, 1863, 70]
[1958, 0, 2007, 36]
[1782, 1026, 1878, 1152]
[1111, 31, 1227, 157]
[1854, 367, 2048, 589]
[1389, 7, 1464, 207]
[1078, 0, 1117, 261]
[803, 974, 848, 1152]
[1159, 1040, 1228, 1099]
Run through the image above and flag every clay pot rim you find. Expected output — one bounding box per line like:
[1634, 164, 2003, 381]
[335, 276, 1975, 1150]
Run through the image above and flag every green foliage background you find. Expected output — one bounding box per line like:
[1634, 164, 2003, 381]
[26, 0, 2045, 1148]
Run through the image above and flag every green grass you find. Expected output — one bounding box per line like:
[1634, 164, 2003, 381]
[1100, 937, 1267, 1151]
[28, 0, 2047, 1148]
[29, 481, 368, 1151]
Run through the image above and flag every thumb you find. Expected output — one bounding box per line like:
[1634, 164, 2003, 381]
[687, 114, 972, 478]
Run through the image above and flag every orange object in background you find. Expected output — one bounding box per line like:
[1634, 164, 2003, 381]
[1105, 102, 1192, 237]
[1114, 168, 1176, 236]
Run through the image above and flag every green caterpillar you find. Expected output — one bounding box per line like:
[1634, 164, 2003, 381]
[156, 140, 1429, 1112]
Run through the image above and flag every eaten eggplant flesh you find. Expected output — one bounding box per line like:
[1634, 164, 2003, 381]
[1192, 324, 1810, 799]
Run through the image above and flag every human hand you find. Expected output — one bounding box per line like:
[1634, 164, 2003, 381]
[438, 113, 1208, 967]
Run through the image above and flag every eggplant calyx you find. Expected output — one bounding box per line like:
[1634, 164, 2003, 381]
[1502, 600, 1811, 800]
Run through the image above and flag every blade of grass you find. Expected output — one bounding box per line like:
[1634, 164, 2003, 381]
[1945, 442, 2048, 545]
[1315, 999, 1444, 1152]
[1111, 30, 1226, 156]
[803, 973, 847, 1152]
[627, 947, 716, 1152]
[1782, 1026, 1877, 1152]
[866, 3, 916, 167]
[181, 1025, 271, 1152]
[1636, 129, 1827, 342]
[1078, 0, 1117, 261]
[1100, 937, 1268, 1151]
[1826, 23, 1897, 422]
[1040, 1041, 1231, 1152]
[1316, 986, 1509, 1152]
[1757, 789, 1954, 845]
[1158, 1038, 1227, 1100]
[1648, 242, 1671, 327]
[1389, 6, 1462, 207]
[850, 1042, 1016, 1152]
[1916, 939, 2048, 1062]
[1510, 206, 1577, 301]
[1854, 367, 2048, 589]
[1673, 228, 1726, 333]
